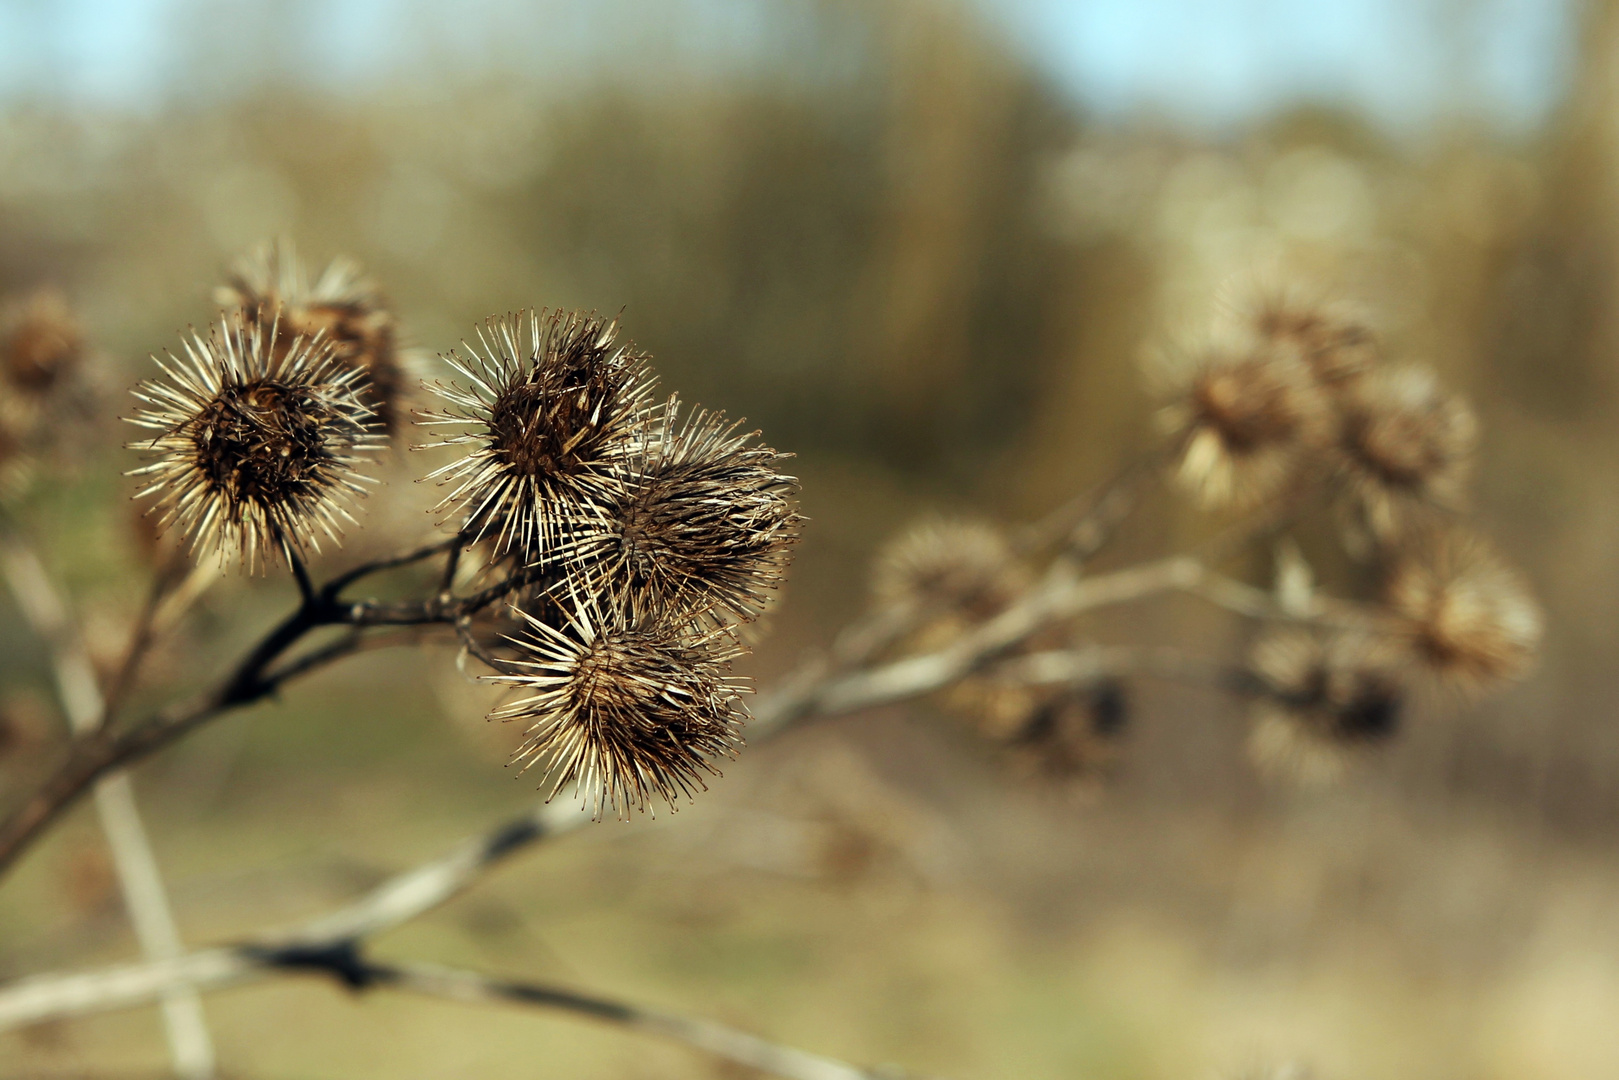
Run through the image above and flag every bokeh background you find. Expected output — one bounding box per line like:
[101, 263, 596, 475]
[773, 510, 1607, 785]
[2, 0, 1618, 1076]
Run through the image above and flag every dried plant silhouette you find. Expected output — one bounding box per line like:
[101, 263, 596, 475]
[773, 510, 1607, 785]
[127, 318, 384, 569]
[0, 246, 1541, 1080]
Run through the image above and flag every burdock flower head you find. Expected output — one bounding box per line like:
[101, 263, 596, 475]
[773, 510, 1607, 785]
[1158, 344, 1332, 511]
[1383, 526, 1542, 693]
[1, 288, 83, 395]
[217, 241, 408, 435]
[1336, 364, 1477, 540]
[126, 318, 382, 568]
[1005, 681, 1129, 785]
[485, 599, 747, 818]
[420, 310, 656, 561]
[578, 399, 800, 626]
[871, 517, 1027, 622]
[0, 288, 88, 493]
[1246, 627, 1404, 785]
[1247, 292, 1380, 388]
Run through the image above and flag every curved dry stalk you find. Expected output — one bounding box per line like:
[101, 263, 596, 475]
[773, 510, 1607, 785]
[790, 555, 1331, 724]
[0, 564, 1262, 1035]
[100, 551, 197, 727]
[1012, 453, 1156, 559]
[0, 549, 554, 877]
[831, 461, 1150, 670]
[375, 961, 883, 1080]
[0, 546, 1369, 1064]
[985, 644, 1257, 694]
[0, 943, 884, 1080]
[0, 458, 1270, 880]
[0, 510, 1358, 885]
[0, 523, 217, 1080]
[0, 803, 588, 1034]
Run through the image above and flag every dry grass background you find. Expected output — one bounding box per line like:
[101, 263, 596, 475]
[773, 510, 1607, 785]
[3, 1, 1619, 1076]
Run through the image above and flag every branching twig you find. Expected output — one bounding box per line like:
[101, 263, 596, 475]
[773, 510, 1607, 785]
[0, 530, 1366, 1070]
[985, 645, 1259, 695]
[100, 552, 189, 727]
[0, 575, 1281, 1038]
[372, 960, 883, 1080]
[1013, 453, 1156, 560]
[0, 503, 1362, 883]
[0, 943, 885, 1080]
[282, 540, 317, 610]
[261, 625, 445, 687]
[320, 535, 460, 597]
[0, 522, 217, 1080]
[0, 551, 556, 877]
[832, 462, 1152, 670]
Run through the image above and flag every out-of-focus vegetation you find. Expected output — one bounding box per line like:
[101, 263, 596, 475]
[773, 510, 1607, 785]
[3, 1, 1619, 1077]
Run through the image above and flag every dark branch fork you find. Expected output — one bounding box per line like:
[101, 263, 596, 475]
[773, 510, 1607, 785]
[0, 462, 1356, 880]
[0, 464, 1395, 1078]
[1, 938, 884, 1080]
[0, 475, 1294, 938]
[0, 260, 1541, 1080]
[0, 534, 552, 877]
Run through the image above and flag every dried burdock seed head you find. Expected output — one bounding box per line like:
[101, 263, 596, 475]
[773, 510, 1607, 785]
[872, 517, 1027, 623]
[0, 289, 85, 490]
[1336, 364, 1477, 541]
[1007, 680, 1129, 784]
[0, 289, 83, 395]
[578, 398, 800, 625]
[485, 601, 747, 818]
[217, 240, 409, 435]
[1247, 627, 1404, 785]
[419, 309, 657, 561]
[1158, 345, 1332, 512]
[944, 676, 1042, 742]
[126, 317, 383, 569]
[1247, 292, 1380, 388]
[1383, 526, 1542, 693]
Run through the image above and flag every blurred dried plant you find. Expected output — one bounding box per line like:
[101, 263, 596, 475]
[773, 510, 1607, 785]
[856, 280, 1540, 790]
[0, 244, 1543, 1080]
[0, 288, 91, 495]
[216, 240, 413, 435]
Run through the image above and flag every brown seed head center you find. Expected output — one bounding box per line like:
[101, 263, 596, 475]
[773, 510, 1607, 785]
[191, 380, 329, 509]
[488, 381, 598, 479]
[5, 320, 80, 392]
[614, 500, 664, 575]
[573, 636, 660, 712]
[1415, 592, 1482, 662]
[1194, 364, 1297, 450]
[1283, 662, 1399, 740]
[1351, 412, 1441, 486]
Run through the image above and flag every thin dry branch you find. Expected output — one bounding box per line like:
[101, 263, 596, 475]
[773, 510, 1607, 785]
[0, 537, 1365, 1070]
[783, 554, 1339, 725]
[0, 524, 217, 1080]
[0, 466, 1158, 877]
[1, 560, 1335, 1022]
[0, 800, 588, 1034]
[0, 511, 1356, 882]
[0, 549, 555, 877]
[0, 939, 884, 1080]
[986, 644, 1257, 694]
[0, 565, 1263, 1035]
[373, 960, 883, 1080]
[1013, 454, 1156, 559]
